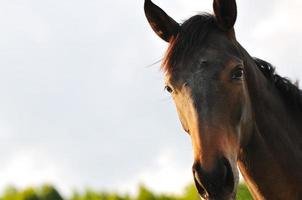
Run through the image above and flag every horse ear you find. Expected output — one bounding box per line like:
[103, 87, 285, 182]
[213, 0, 237, 30]
[144, 0, 180, 42]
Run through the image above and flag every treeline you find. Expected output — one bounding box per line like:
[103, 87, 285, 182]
[0, 183, 253, 200]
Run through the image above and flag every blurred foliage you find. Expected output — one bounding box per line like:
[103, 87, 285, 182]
[0, 185, 63, 200]
[0, 183, 253, 200]
[236, 184, 253, 200]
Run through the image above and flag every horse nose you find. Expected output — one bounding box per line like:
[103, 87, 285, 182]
[192, 157, 235, 198]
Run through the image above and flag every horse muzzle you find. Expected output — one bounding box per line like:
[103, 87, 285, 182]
[192, 157, 237, 200]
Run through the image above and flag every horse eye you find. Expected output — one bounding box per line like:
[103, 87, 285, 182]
[232, 67, 244, 80]
[165, 86, 173, 93]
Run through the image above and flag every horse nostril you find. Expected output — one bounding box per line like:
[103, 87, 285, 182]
[222, 157, 235, 194]
[193, 170, 209, 199]
[192, 163, 210, 198]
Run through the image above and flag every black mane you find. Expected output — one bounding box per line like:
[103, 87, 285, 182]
[253, 58, 302, 111]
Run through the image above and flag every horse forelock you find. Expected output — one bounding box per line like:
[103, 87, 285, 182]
[162, 14, 215, 75]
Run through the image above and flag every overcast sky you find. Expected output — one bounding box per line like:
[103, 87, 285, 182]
[0, 0, 301, 197]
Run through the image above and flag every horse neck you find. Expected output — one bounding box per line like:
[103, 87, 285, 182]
[237, 50, 302, 200]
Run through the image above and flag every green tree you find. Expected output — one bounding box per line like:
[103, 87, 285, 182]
[236, 184, 253, 200]
[17, 188, 40, 200]
[2, 186, 18, 200]
[181, 184, 200, 200]
[107, 194, 124, 200]
[156, 194, 177, 200]
[70, 191, 82, 200]
[136, 185, 155, 200]
[38, 185, 64, 200]
[82, 190, 102, 200]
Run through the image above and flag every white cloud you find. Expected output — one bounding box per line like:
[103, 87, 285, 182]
[251, 0, 302, 38]
[0, 149, 71, 195]
[0, 1, 51, 46]
[242, 0, 302, 81]
[117, 149, 192, 195]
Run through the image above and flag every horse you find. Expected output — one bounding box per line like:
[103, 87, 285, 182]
[144, 0, 302, 199]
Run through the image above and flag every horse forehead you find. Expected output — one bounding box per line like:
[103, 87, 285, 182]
[165, 36, 241, 84]
[176, 50, 230, 75]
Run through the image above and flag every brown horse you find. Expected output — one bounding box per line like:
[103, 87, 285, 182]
[144, 0, 302, 199]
